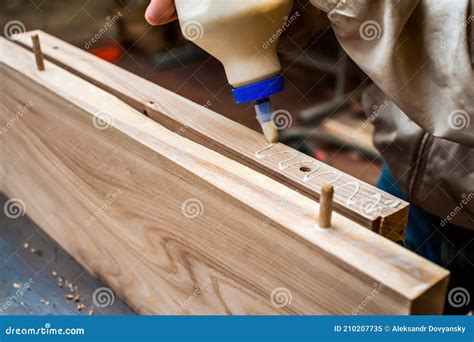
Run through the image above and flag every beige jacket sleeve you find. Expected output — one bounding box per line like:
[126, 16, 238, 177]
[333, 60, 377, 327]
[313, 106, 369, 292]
[310, 0, 474, 147]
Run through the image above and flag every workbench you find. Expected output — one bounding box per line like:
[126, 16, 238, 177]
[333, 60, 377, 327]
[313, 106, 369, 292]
[0, 194, 133, 315]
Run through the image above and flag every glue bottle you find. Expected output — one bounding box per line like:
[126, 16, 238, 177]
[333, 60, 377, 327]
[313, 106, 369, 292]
[174, 0, 294, 143]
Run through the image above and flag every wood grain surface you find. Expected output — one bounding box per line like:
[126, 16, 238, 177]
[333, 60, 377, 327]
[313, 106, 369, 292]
[0, 38, 448, 315]
[11, 30, 409, 243]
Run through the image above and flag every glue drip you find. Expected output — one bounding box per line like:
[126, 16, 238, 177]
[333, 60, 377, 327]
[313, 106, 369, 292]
[255, 98, 278, 144]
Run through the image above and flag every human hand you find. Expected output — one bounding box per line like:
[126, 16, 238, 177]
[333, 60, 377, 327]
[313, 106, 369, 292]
[145, 0, 177, 25]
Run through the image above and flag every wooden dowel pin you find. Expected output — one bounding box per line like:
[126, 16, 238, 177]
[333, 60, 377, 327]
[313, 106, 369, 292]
[319, 184, 334, 228]
[31, 34, 45, 71]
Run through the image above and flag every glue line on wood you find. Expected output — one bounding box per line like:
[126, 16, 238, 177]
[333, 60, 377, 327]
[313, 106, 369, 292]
[255, 144, 401, 216]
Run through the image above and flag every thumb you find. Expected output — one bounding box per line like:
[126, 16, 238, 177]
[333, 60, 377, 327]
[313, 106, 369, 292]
[145, 0, 177, 25]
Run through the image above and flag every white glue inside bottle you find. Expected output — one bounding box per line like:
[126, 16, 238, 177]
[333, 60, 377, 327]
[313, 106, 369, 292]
[174, 0, 294, 143]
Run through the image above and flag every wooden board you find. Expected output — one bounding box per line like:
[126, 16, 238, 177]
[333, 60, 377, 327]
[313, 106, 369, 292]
[0, 38, 449, 315]
[321, 118, 377, 154]
[11, 30, 409, 243]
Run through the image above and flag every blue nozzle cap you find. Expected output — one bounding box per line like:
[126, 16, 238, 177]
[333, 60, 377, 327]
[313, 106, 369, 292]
[232, 75, 284, 104]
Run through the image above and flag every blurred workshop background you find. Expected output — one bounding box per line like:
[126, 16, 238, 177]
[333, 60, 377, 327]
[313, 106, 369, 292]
[1, 0, 381, 183]
[0, 0, 383, 315]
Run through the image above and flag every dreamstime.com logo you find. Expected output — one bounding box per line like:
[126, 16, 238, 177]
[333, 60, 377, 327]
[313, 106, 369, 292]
[182, 20, 204, 41]
[176, 100, 212, 136]
[447, 287, 470, 308]
[440, 192, 473, 227]
[92, 287, 115, 308]
[0, 100, 34, 137]
[262, 11, 301, 49]
[4, 323, 85, 336]
[84, 189, 122, 227]
[359, 20, 383, 41]
[361, 195, 401, 217]
[270, 287, 293, 308]
[448, 110, 470, 130]
[352, 101, 390, 139]
[3, 20, 26, 39]
[463, 14, 474, 27]
[271, 110, 293, 130]
[4, 198, 26, 219]
[181, 198, 204, 219]
[174, 278, 211, 314]
[92, 111, 115, 130]
[0, 279, 34, 313]
[351, 281, 385, 315]
[84, 11, 122, 50]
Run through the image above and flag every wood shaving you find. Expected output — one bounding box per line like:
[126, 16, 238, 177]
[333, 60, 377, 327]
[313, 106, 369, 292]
[40, 299, 50, 305]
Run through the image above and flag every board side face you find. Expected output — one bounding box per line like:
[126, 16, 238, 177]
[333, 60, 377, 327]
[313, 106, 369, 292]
[0, 64, 418, 315]
[10, 30, 409, 242]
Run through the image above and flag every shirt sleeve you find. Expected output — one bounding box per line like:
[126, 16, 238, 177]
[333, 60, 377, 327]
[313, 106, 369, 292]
[310, 0, 474, 147]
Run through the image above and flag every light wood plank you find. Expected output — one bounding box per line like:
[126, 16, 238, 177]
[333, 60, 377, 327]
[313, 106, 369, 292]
[11, 30, 409, 243]
[321, 118, 377, 154]
[0, 38, 448, 314]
